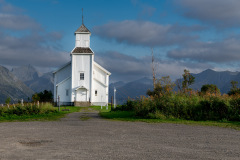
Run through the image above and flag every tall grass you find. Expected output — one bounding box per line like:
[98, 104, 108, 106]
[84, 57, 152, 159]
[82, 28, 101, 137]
[0, 103, 57, 117]
[115, 93, 240, 121]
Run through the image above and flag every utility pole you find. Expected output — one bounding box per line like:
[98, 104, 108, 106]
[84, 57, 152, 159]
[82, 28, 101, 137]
[111, 96, 113, 111]
[114, 87, 116, 108]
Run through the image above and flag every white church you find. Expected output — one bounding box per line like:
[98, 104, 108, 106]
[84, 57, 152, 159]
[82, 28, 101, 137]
[53, 22, 111, 106]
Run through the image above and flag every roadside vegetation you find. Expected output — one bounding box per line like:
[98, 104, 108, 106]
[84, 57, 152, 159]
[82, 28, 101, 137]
[0, 103, 81, 122]
[100, 69, 240, 130]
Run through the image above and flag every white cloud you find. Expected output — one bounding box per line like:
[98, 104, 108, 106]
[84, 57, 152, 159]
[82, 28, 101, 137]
[93, 20, 202, 47]
[95, 51, 211, 82]
[0, 1, 69, 71]
[168, 36, 240, 63]
[176, 0, 240, 28]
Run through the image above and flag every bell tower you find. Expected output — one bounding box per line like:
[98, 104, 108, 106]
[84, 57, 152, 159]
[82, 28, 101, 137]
[74, 9, 91, 48]
[71, 9, 94, 104]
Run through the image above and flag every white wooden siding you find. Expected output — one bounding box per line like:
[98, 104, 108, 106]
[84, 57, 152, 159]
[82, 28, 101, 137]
[56, 78, 71, 102]
[71, 55, 92, 101]
[75, 34, 90, 47]
[53, 63, 71, 102]
[92, 79, 108, 105]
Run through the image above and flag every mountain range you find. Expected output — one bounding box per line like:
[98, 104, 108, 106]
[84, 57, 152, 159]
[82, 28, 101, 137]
[109, 69, 240, 104]
[0, 66, 34, 103]
[0, 64, 240, 104]
[189, 69, 239, 93]
[0, 65, 53, 104]
[11, 65, 54, 93]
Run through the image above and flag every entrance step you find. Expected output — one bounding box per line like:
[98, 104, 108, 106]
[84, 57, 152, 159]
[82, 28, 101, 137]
[74, 101, 91, 107]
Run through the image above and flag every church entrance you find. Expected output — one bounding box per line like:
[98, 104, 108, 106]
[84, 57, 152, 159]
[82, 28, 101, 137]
[76, 88, 87, 102]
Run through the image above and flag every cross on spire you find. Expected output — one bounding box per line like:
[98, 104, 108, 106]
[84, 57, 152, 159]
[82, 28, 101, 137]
[82, 8, 84, 24]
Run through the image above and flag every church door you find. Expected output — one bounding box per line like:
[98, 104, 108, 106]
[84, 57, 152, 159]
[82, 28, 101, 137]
[76, 88, 87, 102]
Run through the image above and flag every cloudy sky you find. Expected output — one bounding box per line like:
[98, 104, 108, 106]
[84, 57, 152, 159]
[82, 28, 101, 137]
[1, 0, 240, 82]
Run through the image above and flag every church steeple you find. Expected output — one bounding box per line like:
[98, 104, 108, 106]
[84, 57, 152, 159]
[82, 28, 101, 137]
[82, 8, 84, 25]
[74, 9, 91, 47]
[74, 24, 91, 34]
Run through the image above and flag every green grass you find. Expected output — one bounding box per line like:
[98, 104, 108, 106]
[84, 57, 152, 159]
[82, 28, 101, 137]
[99, 110, 240, 130]
[90, 105, 112, 112]
[0, 106, 82, 122]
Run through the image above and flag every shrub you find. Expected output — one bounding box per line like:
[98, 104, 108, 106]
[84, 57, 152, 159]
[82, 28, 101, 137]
[118, 93, 240, 122]
[113, 100, 137, 111]
[201, 84, 220, 95]
[0, 103, 57, 117]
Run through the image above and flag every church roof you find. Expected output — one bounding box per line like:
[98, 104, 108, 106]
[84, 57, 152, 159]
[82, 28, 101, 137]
[94, 62, 111, 75]
[71, 47, 93, 54]
[53, 61, 71, 74]
[75, 24, 91, 33]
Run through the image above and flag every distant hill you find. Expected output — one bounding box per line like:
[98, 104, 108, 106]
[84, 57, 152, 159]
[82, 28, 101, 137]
[110, 69, 240, 104]
[11, 65, 54, 93]
[0, 65, 34, 104]
[183, 69, 240, 93]
[1, 64, 240, 105]
[109, 77, 153, 104]
[27, 72, 54, 93]
[11, 64, 40, 82]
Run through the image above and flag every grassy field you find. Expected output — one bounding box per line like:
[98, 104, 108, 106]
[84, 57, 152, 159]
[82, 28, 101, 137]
[98, 108, 240, 130]
[0, 106, 81, 122]
[1, 104, 240, 130]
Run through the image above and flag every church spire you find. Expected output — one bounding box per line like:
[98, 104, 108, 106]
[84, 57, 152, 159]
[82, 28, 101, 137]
[82, 8, 84, 25]
[74, 9, 91, 34]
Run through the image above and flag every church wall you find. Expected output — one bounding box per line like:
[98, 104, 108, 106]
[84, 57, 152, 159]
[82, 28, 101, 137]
[93, 66, 107, 85]
[71, 55, 92, 102]
[92, 79, 108, 106]
[75, 34, 90, 47]
[56, 78, 71, 103]
[54, 63, 71, 84]
[53, 63, 71, 102]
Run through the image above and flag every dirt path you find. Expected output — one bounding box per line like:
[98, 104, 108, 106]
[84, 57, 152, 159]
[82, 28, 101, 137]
[0, 109, 239, 160]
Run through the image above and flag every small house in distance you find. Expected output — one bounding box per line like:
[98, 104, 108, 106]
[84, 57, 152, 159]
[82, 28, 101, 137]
[53, 22, 111, 106]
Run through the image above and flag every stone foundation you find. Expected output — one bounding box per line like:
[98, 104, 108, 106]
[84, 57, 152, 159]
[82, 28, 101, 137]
[74, 101, 91, 107]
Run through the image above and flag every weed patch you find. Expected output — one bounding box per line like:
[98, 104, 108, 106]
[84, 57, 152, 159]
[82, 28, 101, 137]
[0, 104, 81, 122]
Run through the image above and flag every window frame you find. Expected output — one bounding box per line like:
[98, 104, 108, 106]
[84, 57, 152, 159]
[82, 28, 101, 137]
[80, 72, 84, 80]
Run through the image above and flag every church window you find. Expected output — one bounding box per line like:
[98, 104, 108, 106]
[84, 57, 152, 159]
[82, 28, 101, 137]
[80, 73, 84, 80]
[95, 90, 97, 96]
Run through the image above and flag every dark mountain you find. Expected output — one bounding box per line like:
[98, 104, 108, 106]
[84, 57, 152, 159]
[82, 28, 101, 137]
[0, 65, 34, 104]
[11, 65, 54, 93]
[109, 77, 153, 104]
[26, 72, 54, 93]
[110, 69, 240, 104]
[11, 64, 40, 82]
[185, 69, 240, 93]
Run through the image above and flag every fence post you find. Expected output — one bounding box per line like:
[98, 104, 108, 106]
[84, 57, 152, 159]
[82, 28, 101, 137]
[58, 96, 60, 112]
[111, 96, 113, 111]
[101, 95, 103, 109]
[114, 87, 116, 108]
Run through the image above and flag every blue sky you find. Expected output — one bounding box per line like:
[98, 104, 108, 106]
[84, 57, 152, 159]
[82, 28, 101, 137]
[1, 0, 240, 82]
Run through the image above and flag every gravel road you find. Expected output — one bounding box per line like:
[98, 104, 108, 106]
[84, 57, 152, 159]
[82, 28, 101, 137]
[0, 108, 239, 160]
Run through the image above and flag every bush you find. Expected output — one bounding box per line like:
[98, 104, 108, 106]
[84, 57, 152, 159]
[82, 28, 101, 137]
[201, 84, 220, 95]
[112, 99, 137, 111]
[0, 103, 57, 117]
[118, 93, 240, 122]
